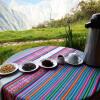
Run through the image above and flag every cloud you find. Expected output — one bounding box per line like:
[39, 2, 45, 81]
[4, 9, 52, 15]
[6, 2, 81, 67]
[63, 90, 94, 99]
[9, 0, 80, 27]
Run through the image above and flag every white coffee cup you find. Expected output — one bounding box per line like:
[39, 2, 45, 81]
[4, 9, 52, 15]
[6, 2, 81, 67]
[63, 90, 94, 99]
[57, 55, 65, 64]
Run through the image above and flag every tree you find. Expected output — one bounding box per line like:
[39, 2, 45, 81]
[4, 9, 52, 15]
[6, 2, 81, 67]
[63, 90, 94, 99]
[79, 0, 100, 19]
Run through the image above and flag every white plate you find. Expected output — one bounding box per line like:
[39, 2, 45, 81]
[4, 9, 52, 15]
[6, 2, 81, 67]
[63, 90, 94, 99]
[39, 59, 58, 68]
[19, 62, 39, 73]
[65, 57, 83, 66]
[0, 63, 18, 75]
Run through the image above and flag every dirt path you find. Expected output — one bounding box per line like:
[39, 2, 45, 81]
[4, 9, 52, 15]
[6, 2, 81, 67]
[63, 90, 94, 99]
[0, 39, 64, 47]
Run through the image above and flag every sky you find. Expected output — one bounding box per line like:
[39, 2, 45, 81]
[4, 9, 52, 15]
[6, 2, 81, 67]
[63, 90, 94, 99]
[12, 0, 42, 5]
[4, 0, 81, 26]
[5, 0, 42, 5]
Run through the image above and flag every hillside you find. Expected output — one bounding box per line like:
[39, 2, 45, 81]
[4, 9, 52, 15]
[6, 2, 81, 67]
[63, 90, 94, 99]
[0, 20, 87, 43]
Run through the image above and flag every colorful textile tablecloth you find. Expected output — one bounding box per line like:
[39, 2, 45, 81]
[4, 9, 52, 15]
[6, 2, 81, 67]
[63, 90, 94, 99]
[0, 46, 100, 100]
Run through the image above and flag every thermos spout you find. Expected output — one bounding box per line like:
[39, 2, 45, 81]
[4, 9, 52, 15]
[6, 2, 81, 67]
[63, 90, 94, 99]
[85, 22, 92, 28]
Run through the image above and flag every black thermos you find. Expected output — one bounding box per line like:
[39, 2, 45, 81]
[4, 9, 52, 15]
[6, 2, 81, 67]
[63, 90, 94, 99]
[84, 13, 100, 67]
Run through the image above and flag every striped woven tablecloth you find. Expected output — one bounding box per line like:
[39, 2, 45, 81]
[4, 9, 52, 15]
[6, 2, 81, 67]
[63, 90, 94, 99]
[0, 46, 100, 100]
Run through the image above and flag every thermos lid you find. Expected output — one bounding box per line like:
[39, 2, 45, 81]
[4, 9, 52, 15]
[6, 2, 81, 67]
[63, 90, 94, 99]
[85, 13, 100, 28]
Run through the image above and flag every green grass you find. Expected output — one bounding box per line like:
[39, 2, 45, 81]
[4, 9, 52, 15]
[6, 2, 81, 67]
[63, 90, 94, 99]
[0, 20, 87, 43]
[0, 20, 88, 64]
[0, 27, 65, 43]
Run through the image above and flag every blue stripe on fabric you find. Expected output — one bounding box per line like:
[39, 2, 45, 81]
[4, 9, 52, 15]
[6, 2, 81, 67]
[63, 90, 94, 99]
[97, 81, 100, 91]
[56, 66, 85, 99]
[88, 71, 100, 96]
[73, 68, 95, 98]
[15, 46, 58, 65]
[47, 66, 84, 100]
[55, 67, 87, 100]
[80, 71, 98, 99]
[36, 67, 74, 99]
[47, 67, 80, 100]
[16, 66, 61, 99]
[16, 71, 55, 100]
[19, 46, 58, 63]
[16, 47, 71, 99]
[31, 66, 68, 99]
[14, 70, 47, 96]
[14, 46, 47, 63]
[6, 47, 44, 64]
[67, 67, 91, 99]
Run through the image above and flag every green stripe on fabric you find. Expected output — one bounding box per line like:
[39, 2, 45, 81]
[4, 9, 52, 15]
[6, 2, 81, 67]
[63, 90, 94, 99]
[83, 72, 97, 98]
[46, 68, 77, 99]
[68, 67, 91, 99]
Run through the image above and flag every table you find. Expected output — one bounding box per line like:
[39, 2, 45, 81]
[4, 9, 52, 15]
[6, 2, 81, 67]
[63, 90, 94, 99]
[0, 46, 100, 100]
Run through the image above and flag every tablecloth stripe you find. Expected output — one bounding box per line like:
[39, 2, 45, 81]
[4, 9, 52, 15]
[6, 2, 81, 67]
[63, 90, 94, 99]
[15, 46, 57, 64]
[26, 65, 64, 100]
[13, 46, 47, 63]
[68, 68, 95, 99]
[40, 67, 72, 99]
[4, 47, 44, 64]
[61, 66, 87, 100]
[2, 47, 74, 100]
[3, 47, 71, 89]
[16, 66, 75, 99]
[54, 66, 91, 100]
[83, 72, 99, 98]
[76, 70, 96, 99]
[16, 66, 62, 99]
[1, 46, 100, 100]
[40, 66, 83, 99]
[16, 65, 99, 100]
[92, 76, 100, 94]
[33, 67, 72, 99]
[72, 68, 94, 99]
[0, 46, 56, 79]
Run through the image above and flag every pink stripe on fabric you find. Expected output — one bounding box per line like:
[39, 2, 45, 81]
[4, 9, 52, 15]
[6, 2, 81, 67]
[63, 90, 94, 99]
[40, 67, 72, 99]
[92, 76, 100, 95]
[75, 69, 95, 99]
[14, 47, 44, 63]
[5, 68, 45, 90]
[8, 69, 46, 93]
[54, 67, 81, 100]
[15, 46, 46, 63]
[17, 46, 56, 64]
[3, 69, 46, 100]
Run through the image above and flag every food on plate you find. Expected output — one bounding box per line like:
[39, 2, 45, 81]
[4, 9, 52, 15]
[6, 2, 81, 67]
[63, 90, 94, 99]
[0, 64, 16, 73]
[22, 63, 36, 71]
[42, 60, 53, 67]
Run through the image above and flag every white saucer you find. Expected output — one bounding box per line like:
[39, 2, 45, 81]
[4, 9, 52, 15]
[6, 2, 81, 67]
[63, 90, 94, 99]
[39, 59, 57, 68]
[0, 63, 18, 75]
[19, 62, 39, 73]
[65, 57, 83, 65]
